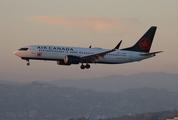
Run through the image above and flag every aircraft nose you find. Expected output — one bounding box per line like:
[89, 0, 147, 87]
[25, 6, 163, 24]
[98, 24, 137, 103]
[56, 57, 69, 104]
[13, 51, 20, 57]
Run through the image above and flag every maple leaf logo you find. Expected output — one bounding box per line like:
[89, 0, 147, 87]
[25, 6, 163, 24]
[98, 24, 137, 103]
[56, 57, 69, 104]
[37, 52, 42, 57]
[139, 38, 151, 51]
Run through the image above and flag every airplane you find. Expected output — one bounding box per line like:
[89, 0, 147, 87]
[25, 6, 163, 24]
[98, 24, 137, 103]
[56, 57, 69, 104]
[14, 26, 162, 69]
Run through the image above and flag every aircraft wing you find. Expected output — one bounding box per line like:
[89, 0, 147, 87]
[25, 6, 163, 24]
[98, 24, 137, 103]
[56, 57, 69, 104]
[80, 49, 115, 62]
[80, 41, 122, 62]
[140, 51, 163, 56]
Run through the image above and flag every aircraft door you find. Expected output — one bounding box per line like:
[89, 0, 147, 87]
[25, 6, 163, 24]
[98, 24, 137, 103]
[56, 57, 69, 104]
[31, 47, 36, 54]
[129, 52, 133, 61]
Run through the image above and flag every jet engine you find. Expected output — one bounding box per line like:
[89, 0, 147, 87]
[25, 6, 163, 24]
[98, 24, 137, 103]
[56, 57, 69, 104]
[57, 60, 71, 65]
[64, 55, 80, 64]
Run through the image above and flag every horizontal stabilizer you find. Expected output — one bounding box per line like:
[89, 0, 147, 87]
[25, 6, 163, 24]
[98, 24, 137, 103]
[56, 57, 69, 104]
[140, 51, 163, 56]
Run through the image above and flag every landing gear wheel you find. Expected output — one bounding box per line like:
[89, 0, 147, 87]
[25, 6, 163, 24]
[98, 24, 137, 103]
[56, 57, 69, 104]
[86, 64, 90, 69]
[80, 64, 85, 69]
[26, 59, 30, 66]
[27, 63, 30, 66]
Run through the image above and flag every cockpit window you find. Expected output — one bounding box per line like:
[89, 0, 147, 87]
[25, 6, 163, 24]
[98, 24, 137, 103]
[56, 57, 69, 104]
[18, 48, 29, 51]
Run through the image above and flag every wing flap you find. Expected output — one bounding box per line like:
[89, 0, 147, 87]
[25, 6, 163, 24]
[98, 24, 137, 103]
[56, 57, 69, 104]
[80, 41, 122, 62]
[80, 49, 115, 62]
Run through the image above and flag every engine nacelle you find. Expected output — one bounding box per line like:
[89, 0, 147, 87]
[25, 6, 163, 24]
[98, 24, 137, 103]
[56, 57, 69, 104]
[57, 60, 71, 65]
[64, 55, 80, 64]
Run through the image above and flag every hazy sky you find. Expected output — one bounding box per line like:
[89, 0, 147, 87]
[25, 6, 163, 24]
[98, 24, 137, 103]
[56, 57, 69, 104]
[1, 0, 178, 82]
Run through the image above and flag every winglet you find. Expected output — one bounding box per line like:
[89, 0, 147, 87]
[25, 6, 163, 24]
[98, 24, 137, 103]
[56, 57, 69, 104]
[114, 40, 122, 49]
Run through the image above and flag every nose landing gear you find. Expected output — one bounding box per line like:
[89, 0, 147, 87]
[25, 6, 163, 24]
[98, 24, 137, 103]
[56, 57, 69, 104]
[26, 59, 30, 66]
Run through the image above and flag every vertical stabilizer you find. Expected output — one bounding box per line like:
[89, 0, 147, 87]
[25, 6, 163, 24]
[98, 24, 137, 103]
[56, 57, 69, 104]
[122, 26, 157, 52]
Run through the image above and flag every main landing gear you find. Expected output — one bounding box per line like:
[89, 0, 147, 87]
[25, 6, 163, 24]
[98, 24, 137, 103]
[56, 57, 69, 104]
[80, 63, 90, 70]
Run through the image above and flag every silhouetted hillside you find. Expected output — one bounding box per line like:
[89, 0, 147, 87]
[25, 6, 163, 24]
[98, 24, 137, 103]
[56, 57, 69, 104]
[2, 72, 178, 93]
[1, 82, 178, 120]
[49, 72, 178, 92]
[0, 79, 23, 85]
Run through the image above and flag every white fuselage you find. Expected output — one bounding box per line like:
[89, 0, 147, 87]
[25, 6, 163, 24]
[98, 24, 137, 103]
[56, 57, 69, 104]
[13, 26, 161, 69]
[14, 45, 154, 64]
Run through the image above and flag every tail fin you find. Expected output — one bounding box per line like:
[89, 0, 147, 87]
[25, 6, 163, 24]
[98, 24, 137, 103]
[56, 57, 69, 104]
[122, 26, 157, 52]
